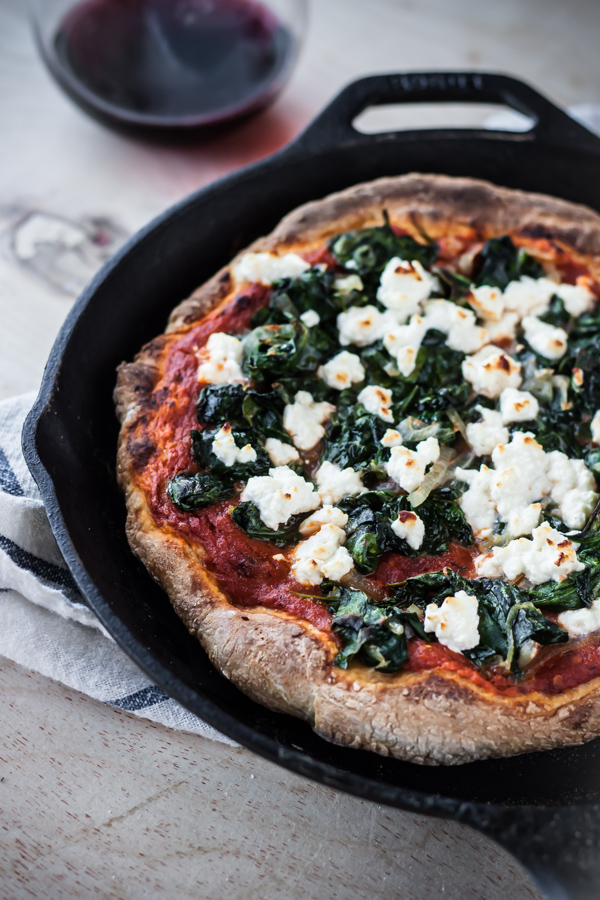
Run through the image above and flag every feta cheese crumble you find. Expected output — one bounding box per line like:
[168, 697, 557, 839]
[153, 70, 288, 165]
[316, 461, 365, 505]
[391, 510, 425, 550]
[591, 410, 600, 444]
[357, 384, 394, 422]
[465, 407, 509, 457]
[264, 438, 300, 467]
[292, 523, 354, 586]
[381, 429, 404, 448]
[283, 391, 335, 451]
[522, 316, 568, 361]
[240, 466, 320, 530]
[298, 505, 348, 536]
[558, 599, 600, 637]
[424, 591, 480, 653]
[386, 437, 440, 493]
[300, 309, 320, 327]
[555, 279, 596, 317]
[503, 276, 557, 318]
[499, 387, 539, 424]
[476, 522, 584, 585]
[318, 350, 365, 391]
[462, 345, 522, 399]
[337, 304, 393, 347]
[197, 332, 245, 385]
[377, 257, 436, 319]
[466, 284, 504, 321]
[232, 252, 309, 285]
[211, 425, 257, 466]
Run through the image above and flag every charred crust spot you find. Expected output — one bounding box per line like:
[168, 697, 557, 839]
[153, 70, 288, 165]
[220, 271, 231, 285]
[127, 435, 156, 471]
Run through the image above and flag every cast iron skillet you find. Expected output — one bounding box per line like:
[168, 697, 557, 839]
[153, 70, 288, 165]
[23, 72, 600, 899]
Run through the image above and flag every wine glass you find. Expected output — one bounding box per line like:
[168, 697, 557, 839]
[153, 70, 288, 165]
[31, 0, 308, 132]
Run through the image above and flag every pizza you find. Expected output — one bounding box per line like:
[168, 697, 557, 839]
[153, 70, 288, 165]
[115, 173, 600, 765]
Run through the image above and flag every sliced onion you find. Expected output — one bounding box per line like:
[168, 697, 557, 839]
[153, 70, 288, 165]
[446, 408, 469, 443]
[340, 570, 388, 602]
[408, 446, 455, 508]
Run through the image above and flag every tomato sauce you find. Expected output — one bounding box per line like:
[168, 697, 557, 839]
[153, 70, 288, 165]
[132, 240, 600, 699]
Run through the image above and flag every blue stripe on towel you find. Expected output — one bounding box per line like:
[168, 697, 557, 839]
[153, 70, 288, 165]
[0, 533, 80, 596]
[109, 685, 170, 711]
[0, 447, 24, 497]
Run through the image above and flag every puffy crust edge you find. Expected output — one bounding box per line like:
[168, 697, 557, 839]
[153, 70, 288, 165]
[115, 173, 600, 765]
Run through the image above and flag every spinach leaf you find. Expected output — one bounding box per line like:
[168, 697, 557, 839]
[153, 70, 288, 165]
[404, 331, 471, 416]
[196, 383, 245, 425]
[473, 236, 543, 289]
[242, 320, 336, 387]
[191, 427, 270, 480]
[167, 472, 237, 511]
[330, 589, 406, 671]
[231, 501, 303, 547]
[322, 394, 388, 471]
[539, 296, 571, 329]
[330, 214, 438, 293]
[241, 390, 288, 441]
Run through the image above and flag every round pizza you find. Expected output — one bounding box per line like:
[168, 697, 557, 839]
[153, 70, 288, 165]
[115, 173, 600, 765]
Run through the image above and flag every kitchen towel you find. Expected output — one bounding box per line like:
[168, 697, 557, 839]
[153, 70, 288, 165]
[0, 392, 235, 743]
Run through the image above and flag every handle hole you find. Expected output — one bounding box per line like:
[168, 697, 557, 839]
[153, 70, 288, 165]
[353, 103, 534, 135]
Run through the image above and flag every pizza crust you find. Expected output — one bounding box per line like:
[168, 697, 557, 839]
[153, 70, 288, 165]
[116, 173, 600, 765]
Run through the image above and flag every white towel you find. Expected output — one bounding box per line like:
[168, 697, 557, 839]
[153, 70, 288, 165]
[0, 392, 235, 743]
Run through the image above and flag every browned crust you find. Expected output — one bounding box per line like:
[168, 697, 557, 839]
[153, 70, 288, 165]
[115, 173, 600, 765]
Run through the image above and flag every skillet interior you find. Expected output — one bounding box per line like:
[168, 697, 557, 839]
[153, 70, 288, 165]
[23, 73, 600, 818]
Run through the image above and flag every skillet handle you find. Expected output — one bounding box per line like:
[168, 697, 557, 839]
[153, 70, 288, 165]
[461, 803, 600, 900]
[292, 71, 600, 154]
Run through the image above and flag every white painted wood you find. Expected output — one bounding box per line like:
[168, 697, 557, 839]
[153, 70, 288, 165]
[3, 0, 600, 894]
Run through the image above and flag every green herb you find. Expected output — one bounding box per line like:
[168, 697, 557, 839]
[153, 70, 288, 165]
[473, 236, 543, 289]
[196, 383, 245, 425]
[322, 394, 388, 471]
[167, 472, 237, 511]
[231, 501, 303, 547]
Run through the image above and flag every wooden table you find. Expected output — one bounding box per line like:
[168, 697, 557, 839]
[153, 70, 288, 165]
[2, 0, 600, 895]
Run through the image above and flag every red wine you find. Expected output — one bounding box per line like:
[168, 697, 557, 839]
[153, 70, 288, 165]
[50, 0, 296, 129]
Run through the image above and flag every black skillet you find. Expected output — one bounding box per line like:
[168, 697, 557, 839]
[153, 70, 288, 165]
[22, 72, 600, 900]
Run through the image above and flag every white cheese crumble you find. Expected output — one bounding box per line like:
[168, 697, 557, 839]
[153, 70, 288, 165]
[499, 387, 539, 424]
[316, 461, 365, 505]
[381, 428, 404, 448]
[337, 304, 395, 347]
[298, 505, 348, 536]
[476, 522, 584, 585]
[318, 350, 365, 391]
[457, 432, 599, 539]
[292, 523, 354, 586]
[591, 410, 600, 444]
[299, 309, 320, 327]
[503, 275, 557, 318]
[462, 345, 522, 399]
[197, 332, 245, 385]
[522, 316, 568, 361]
[555, 279, 596, 317]
[232, 252, 309, 285]
[376, 257, 436, 319]
[391, 510, 425, 550]
[558, 599, 600, 637]
[264, 437, 300, 466]
[283, 391, 335, 451]
[386, 437, 440, 493]
[241, 466, 320, 530]
[211, 425, 257, 466]
[466, 407, 509, 457]
[466, 284, 504, 321]
[357, 384, 394, 423]
[485, 311, 520, 344]
[424, 591, 480, 653]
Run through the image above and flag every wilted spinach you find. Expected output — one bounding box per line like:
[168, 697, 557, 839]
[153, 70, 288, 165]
[231, 501, 304, 547]
[167, 472, 237, 511]
[242, 319, 336, 386]
[473, 236, 543, 289]
[252, 267, 340, 328]
[330, 588, 432, 672]
[330, 213, 438, 293]
[322, 393, 388, 471]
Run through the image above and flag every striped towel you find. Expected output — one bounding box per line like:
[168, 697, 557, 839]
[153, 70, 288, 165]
[0, 392, 234, 743]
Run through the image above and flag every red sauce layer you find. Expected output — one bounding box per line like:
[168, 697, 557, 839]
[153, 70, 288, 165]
[131, 237, 600, 698]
